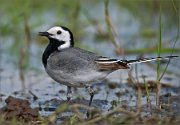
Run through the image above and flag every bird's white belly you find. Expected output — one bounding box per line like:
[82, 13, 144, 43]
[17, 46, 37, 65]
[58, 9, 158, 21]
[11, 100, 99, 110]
[46, 67, 108, 87]
[74, 70, 108, 83]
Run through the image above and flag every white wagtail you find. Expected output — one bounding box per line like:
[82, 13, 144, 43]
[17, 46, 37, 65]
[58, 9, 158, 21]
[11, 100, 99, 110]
[39, 26, 177, 107]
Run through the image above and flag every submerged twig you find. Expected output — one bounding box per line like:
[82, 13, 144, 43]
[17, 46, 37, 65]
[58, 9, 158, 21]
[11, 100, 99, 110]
[29, 90, 38, 101]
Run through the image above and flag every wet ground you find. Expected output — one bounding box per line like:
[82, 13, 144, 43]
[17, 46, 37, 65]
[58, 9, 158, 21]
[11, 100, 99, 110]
[0, 61, 180, 124]
[0, 96, 39, 122]
[0, 84, 180, 124]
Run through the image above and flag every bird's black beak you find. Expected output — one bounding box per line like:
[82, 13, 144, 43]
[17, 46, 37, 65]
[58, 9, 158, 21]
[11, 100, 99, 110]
[39, 32, 49, 37]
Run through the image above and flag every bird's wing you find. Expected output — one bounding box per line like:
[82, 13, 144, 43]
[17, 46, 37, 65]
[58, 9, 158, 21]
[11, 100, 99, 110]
[95, 57, 129, 71]
[68, 48, 130, 71]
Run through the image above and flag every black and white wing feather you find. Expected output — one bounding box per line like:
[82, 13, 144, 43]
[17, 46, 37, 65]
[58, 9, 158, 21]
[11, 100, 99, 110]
[95, 57, 129, 70]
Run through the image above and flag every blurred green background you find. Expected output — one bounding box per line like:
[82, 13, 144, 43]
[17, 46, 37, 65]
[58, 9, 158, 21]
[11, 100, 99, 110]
[0, 0, 179, 75]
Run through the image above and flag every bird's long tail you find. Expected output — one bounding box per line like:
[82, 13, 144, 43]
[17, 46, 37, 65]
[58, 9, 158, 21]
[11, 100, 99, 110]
[95, 55, 178, 70]
[124, 55, 178, 65]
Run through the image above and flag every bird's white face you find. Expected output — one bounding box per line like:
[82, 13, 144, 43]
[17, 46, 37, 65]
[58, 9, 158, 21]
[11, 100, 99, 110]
[47, 26, 72, 50]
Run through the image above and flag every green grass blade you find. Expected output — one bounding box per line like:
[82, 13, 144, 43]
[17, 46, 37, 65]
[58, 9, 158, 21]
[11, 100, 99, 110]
[143, 76, 150, 103]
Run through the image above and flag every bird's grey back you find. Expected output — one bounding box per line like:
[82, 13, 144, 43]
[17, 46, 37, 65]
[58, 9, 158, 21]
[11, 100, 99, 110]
[47, 47, 100, 74]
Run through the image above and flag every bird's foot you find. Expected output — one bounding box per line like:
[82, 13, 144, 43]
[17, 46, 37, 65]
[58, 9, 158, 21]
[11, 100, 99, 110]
[66, 92, 72, 103]
[66, 86, 72, 103]
[86, 86, 94, 106]
[86, 85, 94, 118]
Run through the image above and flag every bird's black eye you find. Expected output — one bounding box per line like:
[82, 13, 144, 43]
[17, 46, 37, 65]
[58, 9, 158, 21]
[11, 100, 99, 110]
[57, 30, 62, 35]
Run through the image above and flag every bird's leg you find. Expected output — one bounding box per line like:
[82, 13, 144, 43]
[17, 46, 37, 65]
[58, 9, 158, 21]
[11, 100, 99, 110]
[86, 85, 94, 118]
[66, 86, 72, 102]
[87, 86, 94, 106]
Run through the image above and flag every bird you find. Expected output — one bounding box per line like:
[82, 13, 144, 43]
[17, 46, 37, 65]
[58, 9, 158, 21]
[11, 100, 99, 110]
[39, 26, 177, 109]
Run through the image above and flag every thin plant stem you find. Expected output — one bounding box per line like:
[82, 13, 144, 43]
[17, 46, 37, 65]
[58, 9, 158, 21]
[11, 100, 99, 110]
[142, 76, 150, 104]
[105, 0, 118, 48]
[156, 2, 162, 109]
[104, 0, 124, 55]
[18, 15, 31, 92]
[159, 0, 180, 81]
